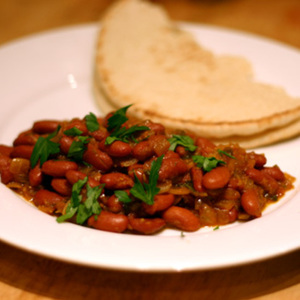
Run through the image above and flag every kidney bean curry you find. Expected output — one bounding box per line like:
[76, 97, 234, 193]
[0, 105, 294, 234]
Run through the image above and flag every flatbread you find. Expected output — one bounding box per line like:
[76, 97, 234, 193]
[94, 0, 300, 147]
[93, 79, 300, 148]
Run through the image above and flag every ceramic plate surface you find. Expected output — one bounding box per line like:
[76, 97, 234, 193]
[0, 23, 299, 272]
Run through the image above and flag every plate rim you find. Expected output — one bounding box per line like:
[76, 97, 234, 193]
[0, 22, 299, 272]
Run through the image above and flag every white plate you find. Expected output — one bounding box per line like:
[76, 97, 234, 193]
[0, 23, 299, 272]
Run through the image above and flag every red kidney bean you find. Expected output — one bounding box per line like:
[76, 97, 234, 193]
[202, 166, 230, 190]
[65, 169, 100, 188]
[41, 160, 78, 177]
[59, 136, 74, 154]
[88, 211, 128, 233]
[143, 194, 175, 215]
[0, 154, 13, 184]
[33, 189, 65, 207]
[246, 168, 264, 183]
[29, 164, 43, 187]
[132, 140, 154, 161]
[261, 166, 285, 181]
[191, 166, 204, 193]
[13, 131, 38, 146]
[33, 120, 60, 134]
[148, 135, 170, 157]
[128, 215, 166, 234]
[83, 143, 113, 172]
[248, 152, 267, 168]
[163, 150, 180, 160]
[163, 206, 201, 231]
[175, 145, 188, 157]
[145, 121, 165, 135]
[261, 173, 279, 196]
[241, 189, 262, 217]
[90, 128, 108, 142]
[64, 119, 88, 135]
[107, 194, 123, 213]
[158, 157, 188, 181]
[246, 168, 278, 195]
[195, 137, 216, 155]
[128, 164, 145, 183]
[65, 169, 86, 184]
[51, 178, 72, 196]
[100, 172, 134, 190]
[10, 145, 34, 160]
[99, 140, 132, 157]
[0, 145, 13, 157]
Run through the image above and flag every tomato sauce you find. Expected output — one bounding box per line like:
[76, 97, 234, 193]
[0, 107, 294, 234]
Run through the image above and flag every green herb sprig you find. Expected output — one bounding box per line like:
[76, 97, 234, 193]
[85, 112, 99, 132]
[217, 149, 236, 159]
[192, 155, 225, 172]
[30, 126, 61, 168]
[105, 105, 149, 145]
[57, 177, 103, 224]
[67, 136, 89, 161]
[168, 134, 197, 152]
[115, 155, 164, 205]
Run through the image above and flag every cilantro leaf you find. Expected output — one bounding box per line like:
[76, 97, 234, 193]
[217, 149, 236, 159]
[30, 126, 61, 168]
[168, 134, 197, 152]
[192, 155, 225, 172]
[64, 127, 83, 136]
[114, 190, 132, 203]
[56, 177, 88, 223]
[84, 112, 99, 132]
[56, 205, 78, 223]
[70, 177, 88, 207]
[129, 155, 163, 205]
[57, 178, 103, 225]
[105, 105, 149, 145]
[67, 136, 89, 161]
[107, 105, 132, 132]
[105, 125, 149, 145]
[76, 184, 103, 224]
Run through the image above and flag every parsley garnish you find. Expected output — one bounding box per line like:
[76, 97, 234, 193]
[105, 125, 149, 145]
[130, 155, 163, 205]
[30, 126, 61, 168]
[168, 134, 197, 152]
[76, 184, 103, 224]
[67, 136, 89, 161]
[105, 105, 149, 145]
[57, 177, 87, 223]
[107, 105, 131, 131]
[217, 149, 235, 159]
[115, 155, 164, 205]
[57, 177, 103, 224]
[85, 112, 99, 132]
[64, 127, 83, 136]
[114, 190, 132, 203]
[192, 155, 225, 172]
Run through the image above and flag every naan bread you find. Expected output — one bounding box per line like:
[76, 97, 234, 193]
[94, 0, 300, 147]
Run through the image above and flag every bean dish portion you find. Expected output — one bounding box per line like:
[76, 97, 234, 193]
[0, 105, 294, 234]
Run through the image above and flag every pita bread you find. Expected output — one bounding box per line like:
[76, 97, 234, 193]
[94, 0, 300, 147]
